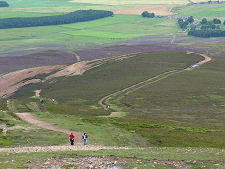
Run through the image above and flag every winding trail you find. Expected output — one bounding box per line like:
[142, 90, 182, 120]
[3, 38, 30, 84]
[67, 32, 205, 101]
[0, 53, 211, 153]
[15, 113, 75, 135]
[98, 53, 212, 115]
[98, 70, 178, 110]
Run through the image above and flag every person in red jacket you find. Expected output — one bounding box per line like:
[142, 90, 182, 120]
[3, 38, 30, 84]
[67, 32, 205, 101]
[69, 133, 75, 145]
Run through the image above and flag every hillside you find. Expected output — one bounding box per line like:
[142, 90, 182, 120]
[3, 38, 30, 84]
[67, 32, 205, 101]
[0, 0, 225, 168]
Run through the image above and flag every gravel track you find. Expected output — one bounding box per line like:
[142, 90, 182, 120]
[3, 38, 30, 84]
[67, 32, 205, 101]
[0, 145, 131, 153]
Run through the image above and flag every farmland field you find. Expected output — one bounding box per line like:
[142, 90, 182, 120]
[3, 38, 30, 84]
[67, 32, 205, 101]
[0, 15, 178, 54]
[68, 0, 189, 5]
[0, 12, 56, 18]
[174, 3, 225, 17]
[4, 0, 95, 8]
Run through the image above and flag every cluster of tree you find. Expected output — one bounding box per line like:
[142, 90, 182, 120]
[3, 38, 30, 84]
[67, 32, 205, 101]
[199, 18, 220, 30]
[141, 11, 155, 18]
[188, 30, 225, 38]
[201, 18, 223, 25]
[213, 18, 221, 24]
[187, 17, 225, 37]
[177, 16, 194, 29]
[0, 10, 114, 29]
[0, 1, 9, 7]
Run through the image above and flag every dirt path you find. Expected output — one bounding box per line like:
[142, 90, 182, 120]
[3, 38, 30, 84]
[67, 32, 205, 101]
[45, 61, 91, 80]
[0, 145, 131, 153]
[73, 52, 81, 62]
[170, 33, 176, 44]
[99, 53, 212, 115]
[197, 54, 211, 65]
[98, 70, 177, 110]
[0, 113, 132, 153]
[15, 113, 83, 144]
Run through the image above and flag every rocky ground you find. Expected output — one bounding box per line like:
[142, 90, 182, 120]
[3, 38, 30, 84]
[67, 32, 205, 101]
[32, 156, 127, 169]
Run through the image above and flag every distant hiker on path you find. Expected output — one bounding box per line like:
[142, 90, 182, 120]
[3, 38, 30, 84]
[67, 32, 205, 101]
[82, 133, 88, 145]
[69, 133, 75, 145]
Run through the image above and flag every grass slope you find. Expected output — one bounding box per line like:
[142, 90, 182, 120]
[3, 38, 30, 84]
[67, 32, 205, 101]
[0, 110, 67, 147]
[63, 30, 149, 39]
[10, 51, 217, 148]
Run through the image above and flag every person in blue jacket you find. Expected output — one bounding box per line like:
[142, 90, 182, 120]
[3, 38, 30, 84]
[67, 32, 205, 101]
[82, 133, 88, 145]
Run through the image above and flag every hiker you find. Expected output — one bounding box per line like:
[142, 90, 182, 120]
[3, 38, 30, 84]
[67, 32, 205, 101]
[82, 133, 88, 145]
[40, 99, 44, 104]
[69, 133, 75, 145]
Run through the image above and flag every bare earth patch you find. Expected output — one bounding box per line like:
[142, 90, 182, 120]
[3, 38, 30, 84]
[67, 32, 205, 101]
[0, 65, 61, 98]
[46, 61, 91, 80]
[32, 156, 127, 169]
[0, 61, 93, 98]
[34, 89, 42, 97]
[114, 4, 178, 16]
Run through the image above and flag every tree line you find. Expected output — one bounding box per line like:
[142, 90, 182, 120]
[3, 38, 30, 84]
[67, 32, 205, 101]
[177, 16, 225, 37]
[0, 1, 9, 7]
[188, 30, 225, 37]
[0, 10, 114, 29]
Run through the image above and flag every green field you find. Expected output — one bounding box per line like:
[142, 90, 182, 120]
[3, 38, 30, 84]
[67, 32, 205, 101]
[4, 0, 95, 8]
[68, 0, 189, 5]
[0, 12, 56, 18]
[0, 15, 178, 53]
[173, 3, 225, 17]
[61, 15, 137, 29]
